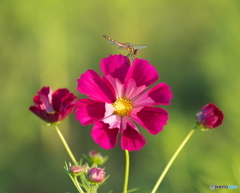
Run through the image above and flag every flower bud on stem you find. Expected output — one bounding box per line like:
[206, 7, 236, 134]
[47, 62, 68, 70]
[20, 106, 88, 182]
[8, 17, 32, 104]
[151, 103, 224, 193]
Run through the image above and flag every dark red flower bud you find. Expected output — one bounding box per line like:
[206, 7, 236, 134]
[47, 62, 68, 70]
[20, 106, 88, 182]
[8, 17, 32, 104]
[196, 103, 224, 129]
[29, 87, 76, 124]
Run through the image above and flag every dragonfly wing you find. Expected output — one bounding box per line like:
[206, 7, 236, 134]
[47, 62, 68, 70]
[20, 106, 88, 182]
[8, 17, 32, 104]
[108, 41, 118, 45]
[132, 45, 148, 50]
[117, 43, 130, 49]
[108, 41, 129, 49]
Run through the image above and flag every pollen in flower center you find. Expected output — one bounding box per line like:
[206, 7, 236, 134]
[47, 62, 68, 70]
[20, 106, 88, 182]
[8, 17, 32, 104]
[113, 97, 133, 116]
[48, 111, 56, 114]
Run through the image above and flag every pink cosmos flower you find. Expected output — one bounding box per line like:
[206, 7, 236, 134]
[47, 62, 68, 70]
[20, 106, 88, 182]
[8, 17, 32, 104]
[76, 55, 173, 151]
[196, 103, 224, 129]
[29, 87, 76, 124]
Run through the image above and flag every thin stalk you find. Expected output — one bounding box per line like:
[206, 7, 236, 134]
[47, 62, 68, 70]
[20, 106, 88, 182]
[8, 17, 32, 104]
[72, 176, 85, 193]
[151, 127, 197, 193]
[54, 125, 77, 164]
[89, 185, 97, 193]
[123, 150, 130, 193]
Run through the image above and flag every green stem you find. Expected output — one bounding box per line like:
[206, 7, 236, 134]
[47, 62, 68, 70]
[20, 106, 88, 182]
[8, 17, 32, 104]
[89, 185, 97, 193]
[151, 127, 197, 193]
[54, 125, 77, 164]
[73, 176, 85, 193]
[123, 150, 130, 193]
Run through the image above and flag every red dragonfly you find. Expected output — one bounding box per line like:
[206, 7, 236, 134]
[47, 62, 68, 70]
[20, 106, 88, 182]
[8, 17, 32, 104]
[102, 34, 148, 56]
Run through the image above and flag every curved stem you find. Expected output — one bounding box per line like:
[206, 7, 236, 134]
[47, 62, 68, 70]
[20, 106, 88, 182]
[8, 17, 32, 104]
[123, 150, 130, 193]
[54, 125, 77, 164]
[151, 127, 197, 193]
[73, 176, 85, 193]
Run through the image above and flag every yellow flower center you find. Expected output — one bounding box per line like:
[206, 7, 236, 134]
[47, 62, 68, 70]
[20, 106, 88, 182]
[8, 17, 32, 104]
[48, 111, 56, 114]
[113, 97, 133, 116]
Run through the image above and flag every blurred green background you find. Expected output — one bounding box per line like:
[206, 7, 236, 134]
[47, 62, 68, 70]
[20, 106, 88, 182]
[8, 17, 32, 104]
[0, 0, 239, 192]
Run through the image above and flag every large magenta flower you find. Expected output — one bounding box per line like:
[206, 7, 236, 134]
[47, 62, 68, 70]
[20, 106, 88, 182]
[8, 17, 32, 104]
[196, 103, 224, 129]
[29, 87, 76, 124]
[76, 55, 173, 151]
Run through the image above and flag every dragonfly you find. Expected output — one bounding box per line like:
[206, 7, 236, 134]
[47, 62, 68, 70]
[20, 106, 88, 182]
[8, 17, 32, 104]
[102, 34, 148, 57]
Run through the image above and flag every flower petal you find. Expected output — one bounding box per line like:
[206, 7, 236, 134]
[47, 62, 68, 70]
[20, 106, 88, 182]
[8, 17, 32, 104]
[91, 121, 119, 150]
[75, 99, 106, 125]
[37, 87, 54, 113]
[124, 78, 148, 101]
[52, 89, 76, 111]
[126, 58, 159, 87]
[133, 83, 173, 107]
[120, 117, 146, 151]
[131, 106, 168, 135]
[104, 75, 125, 98]
[77, 70, 116, 103]
[29, 107, 56, 123]
[59, 105, 76, 120]
[100, 55, 130, 84]
[102, 114, 121, 129]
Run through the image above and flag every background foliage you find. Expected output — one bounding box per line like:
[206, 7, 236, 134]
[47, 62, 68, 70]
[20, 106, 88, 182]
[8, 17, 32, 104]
[0, 0, 239, 192]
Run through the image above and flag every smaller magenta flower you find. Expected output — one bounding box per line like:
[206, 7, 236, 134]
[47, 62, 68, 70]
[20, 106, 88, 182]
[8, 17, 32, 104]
[29, 87, 76, 124]
[196, 103, 224, 129]
[87, 167, 106, 184]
